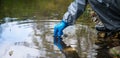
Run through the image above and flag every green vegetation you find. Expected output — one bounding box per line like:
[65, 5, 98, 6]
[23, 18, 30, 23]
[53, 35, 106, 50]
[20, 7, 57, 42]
[0, 0, 94, 26]
[0, 0, 72, 19]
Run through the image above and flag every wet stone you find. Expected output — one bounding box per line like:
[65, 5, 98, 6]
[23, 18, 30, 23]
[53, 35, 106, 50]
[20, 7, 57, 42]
[9, 50, 14, 56]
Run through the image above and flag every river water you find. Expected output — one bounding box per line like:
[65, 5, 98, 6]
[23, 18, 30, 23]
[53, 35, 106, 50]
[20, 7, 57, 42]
[0, 17, 98, 58]
[1, 0, 120, 58]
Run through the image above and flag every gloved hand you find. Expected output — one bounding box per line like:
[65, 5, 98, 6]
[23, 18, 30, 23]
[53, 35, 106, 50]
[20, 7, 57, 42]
[54, 20, 68, 44]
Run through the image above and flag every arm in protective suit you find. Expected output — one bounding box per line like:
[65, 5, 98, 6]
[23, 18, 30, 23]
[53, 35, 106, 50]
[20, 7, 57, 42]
[54, 0, 120, 39]
[54, 0, 87, 44]
[62, 0, 87, 25]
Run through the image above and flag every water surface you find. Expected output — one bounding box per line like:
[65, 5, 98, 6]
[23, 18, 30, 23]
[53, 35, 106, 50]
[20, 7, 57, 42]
[0, 17, 98, 58]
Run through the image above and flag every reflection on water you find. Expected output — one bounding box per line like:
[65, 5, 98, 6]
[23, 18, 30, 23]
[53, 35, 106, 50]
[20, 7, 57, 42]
[0, 17, 98, 58]
[0, 17, 96, 58]
[54, 36, 80, 58]
[0, 17, 65, 58]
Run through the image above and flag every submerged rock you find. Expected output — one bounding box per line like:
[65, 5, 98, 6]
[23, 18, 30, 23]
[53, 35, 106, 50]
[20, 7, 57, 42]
[9, 50, 13, 56]
[109, 46, 120, 58]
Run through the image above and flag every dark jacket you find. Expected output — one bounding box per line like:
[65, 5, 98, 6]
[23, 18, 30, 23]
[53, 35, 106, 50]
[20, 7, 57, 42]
[62, 0, 120, 31]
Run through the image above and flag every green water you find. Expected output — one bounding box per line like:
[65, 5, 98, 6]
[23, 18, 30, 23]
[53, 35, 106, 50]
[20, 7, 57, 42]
[0, 0, 93, 25]
[0, 0, 73, 19]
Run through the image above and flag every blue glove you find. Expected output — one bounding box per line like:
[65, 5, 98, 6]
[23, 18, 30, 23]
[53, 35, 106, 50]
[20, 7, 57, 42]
[54, 20, 68, 44]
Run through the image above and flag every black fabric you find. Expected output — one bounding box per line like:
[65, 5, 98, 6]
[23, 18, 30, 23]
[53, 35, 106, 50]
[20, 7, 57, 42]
[89, 0, 120, 31]
[62, 0, 120, 31]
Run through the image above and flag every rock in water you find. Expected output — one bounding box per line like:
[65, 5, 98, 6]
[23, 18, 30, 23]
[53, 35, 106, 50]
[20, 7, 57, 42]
[9, 50, 13, 56]
[109, 46, 120, 58]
